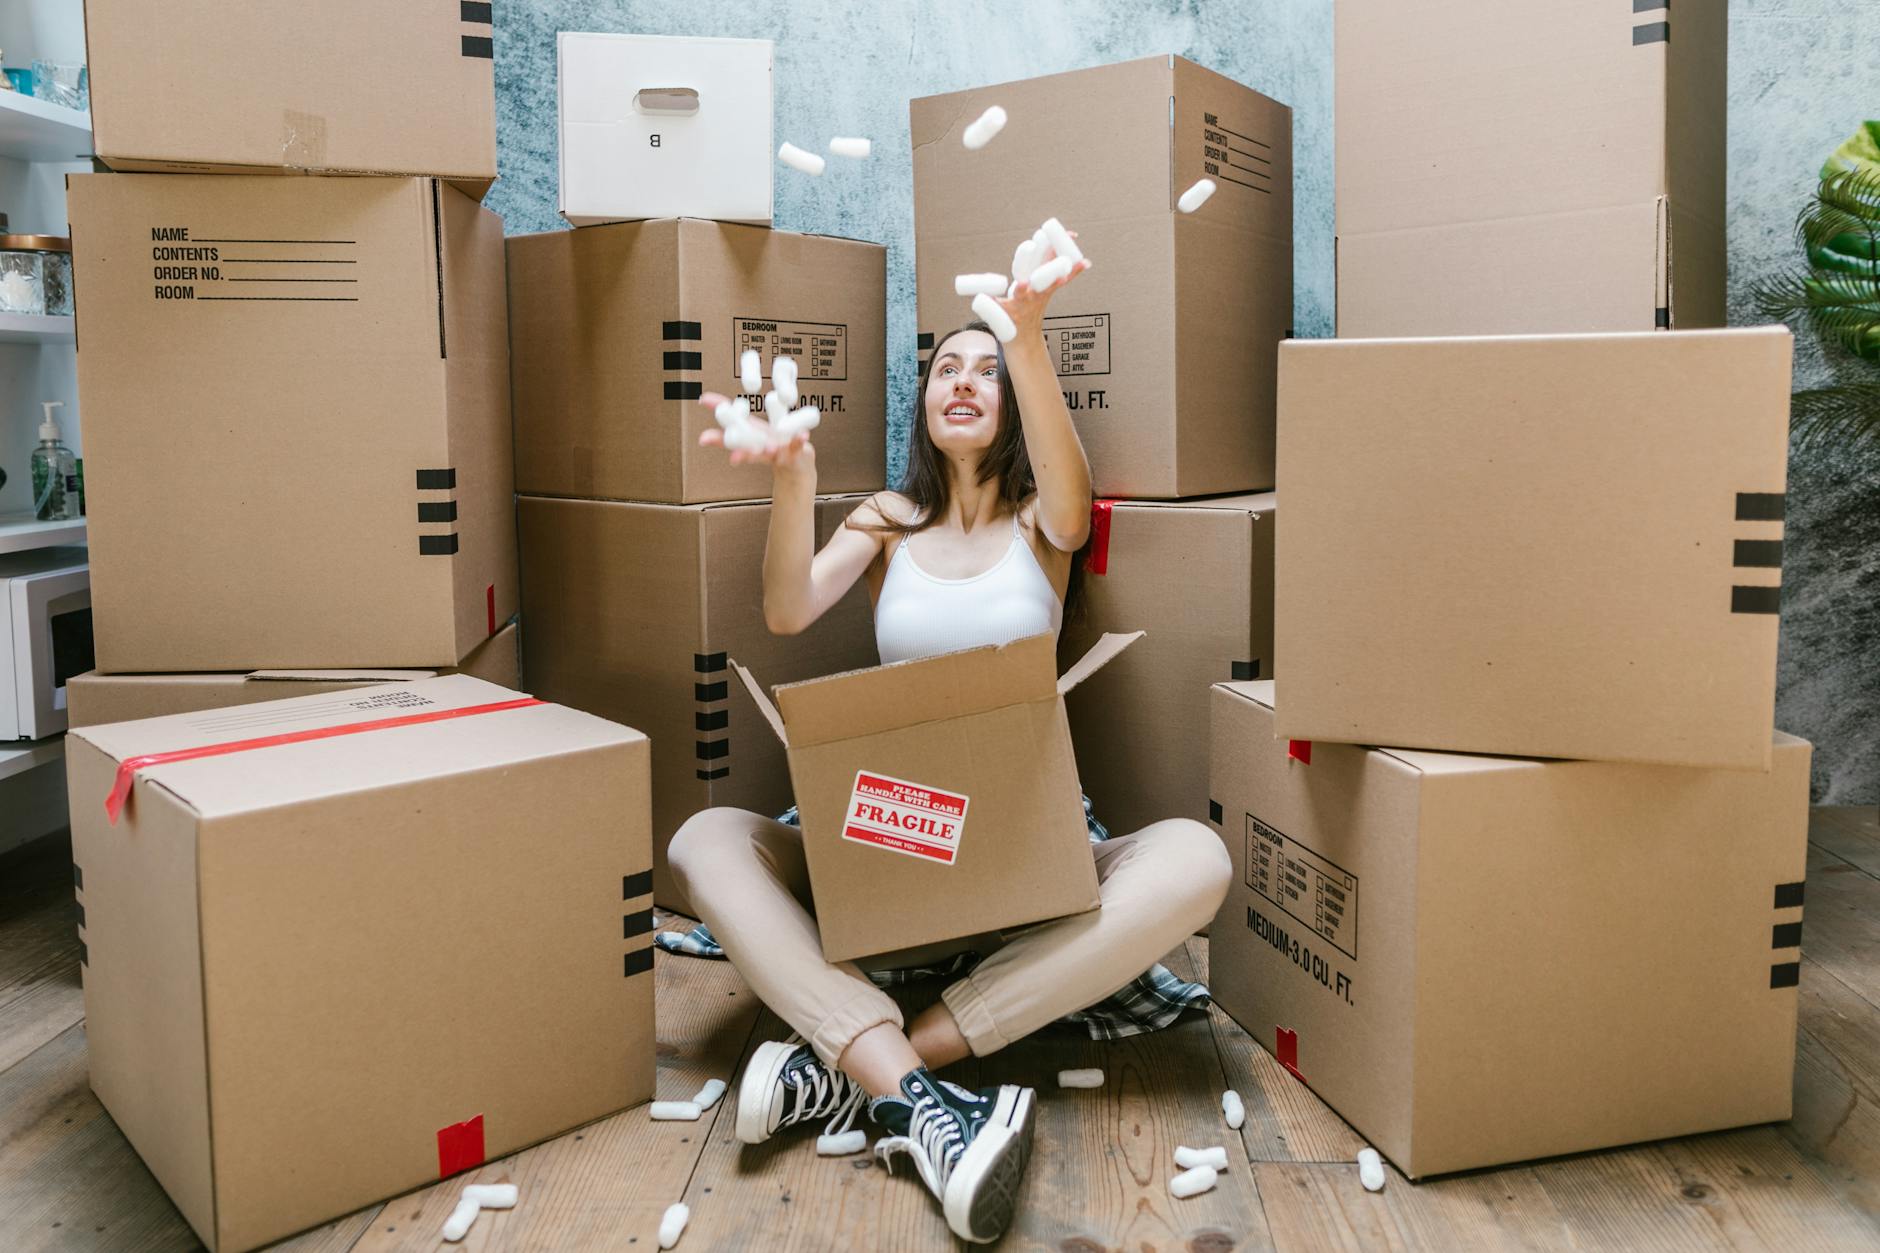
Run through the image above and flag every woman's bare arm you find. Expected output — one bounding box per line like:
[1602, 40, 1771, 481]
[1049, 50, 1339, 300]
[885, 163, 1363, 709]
[994, 256, 1095, 552]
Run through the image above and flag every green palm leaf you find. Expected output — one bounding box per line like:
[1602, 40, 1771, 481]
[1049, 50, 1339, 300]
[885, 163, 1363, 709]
[1788, 384, 1880, 452]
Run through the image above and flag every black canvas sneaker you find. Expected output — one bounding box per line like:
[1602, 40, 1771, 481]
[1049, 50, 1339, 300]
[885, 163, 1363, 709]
[734, 1038, 867, 1146]
[870, 1068, 1036, 1244]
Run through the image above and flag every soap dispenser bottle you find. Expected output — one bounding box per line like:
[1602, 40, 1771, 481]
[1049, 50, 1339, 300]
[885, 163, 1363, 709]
[30, 401, 78, 521]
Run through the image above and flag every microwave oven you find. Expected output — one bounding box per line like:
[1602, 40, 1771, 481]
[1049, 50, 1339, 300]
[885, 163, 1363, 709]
[2, 546, 93, 740]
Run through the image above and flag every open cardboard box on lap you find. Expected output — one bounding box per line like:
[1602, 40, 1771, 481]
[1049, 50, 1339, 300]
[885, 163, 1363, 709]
[735, 632, 1141, 963]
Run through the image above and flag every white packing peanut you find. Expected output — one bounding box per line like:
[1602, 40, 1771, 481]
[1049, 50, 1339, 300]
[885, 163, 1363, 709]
[658, 1201, 691, 1249]
[1178, 178, 1217, 213]
[650, 1101, 702, 1121]
[740, 349, 763, 394]
[777, 141, 826, 176]
[817, 1129, 868, 1156]
[724, 423, 769, 453]
[955, 272, 1009, 297]
[764, 389, 789, 425]
[1012, 238, 1043, 283]
[1028, 255, 1074, 294]
[461, 1183, 518, 1209]
[1358, 1147, 1387, 1192]
[1006, 280, 1019, 299]
[971, 292, 1017, 343]
[1222, 1089, 1245, 1129]
[441, 1197, 481, 1242]
[777, 405, 821, 436]
[713, 397, 751, 430]
[1031, 226, 1053, 261]
[962, 105, 1007, 150]
[1056, 1068, 1104, 1089]
[1169, 1165, 1219, 1199]
[1174, 1146, 1229, 1172]
[1039, 217, 1084, 264]
[772, 355, 799, 407]
[691, 1078, 727, 1111]
[828, 136, 872, 159]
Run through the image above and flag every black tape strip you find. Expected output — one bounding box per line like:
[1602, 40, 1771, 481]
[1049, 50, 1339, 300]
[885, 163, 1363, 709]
[1632, 20, 1669, 44]
[78, 941, 87, 968]
[417, 468, 457, 490]
[1231, 660, 1259, 681]
[75, 903, 85, 930]
[419, 501, 458, 523]
[697, 766, 730, 781]
[664, 380, 703, 400]
[624, 946, 655, 977]
[462, 34, 494, 58]
[917, 332, 935, 349]
[1731, 585, 1780, 615]
[461, 1, 494, 22]
[1772, 921, 1803, 949]
[696, 739, 730, 761]
[1734, 539, 1783, 568]
[1770, 961, 1800, 989]
[1774, 881, 1805, 908]
[1654, 306, 1670, 328]
[1736, 492, 1786, 521]
[695, 651, 728, 672]
[419, 533, 461, 556]
[1633, 0, 1668, 12]
[72, 863, 82, 890]
[663, 350, 702, 370]
[1208, 799, 1223, 824]
[623, 908, 654, 938]
[663, 320, 703, 340]
[696, 709, 729, 732]
[622, 870, 654, 899]
[695, 681, 728, 702]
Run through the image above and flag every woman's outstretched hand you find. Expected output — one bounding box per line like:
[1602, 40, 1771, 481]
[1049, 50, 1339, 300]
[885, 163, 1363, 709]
[1001, 233, 1092, 341]
[695, 391, 815, 473]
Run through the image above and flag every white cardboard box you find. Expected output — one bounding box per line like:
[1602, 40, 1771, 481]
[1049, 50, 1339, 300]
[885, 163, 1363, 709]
[559, 32, 774, 227]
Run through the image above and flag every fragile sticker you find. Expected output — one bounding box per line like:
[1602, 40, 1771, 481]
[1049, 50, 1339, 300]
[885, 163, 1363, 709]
[842, 771, 969, 865]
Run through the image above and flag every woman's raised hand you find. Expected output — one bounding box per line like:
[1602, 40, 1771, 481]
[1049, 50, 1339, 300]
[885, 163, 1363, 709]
[695, 391, 816, 471]
[1000, 234, 1092, 339]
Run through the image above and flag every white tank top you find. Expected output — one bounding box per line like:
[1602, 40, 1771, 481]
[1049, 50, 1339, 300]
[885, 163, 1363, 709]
[874, 515, 1064, 665]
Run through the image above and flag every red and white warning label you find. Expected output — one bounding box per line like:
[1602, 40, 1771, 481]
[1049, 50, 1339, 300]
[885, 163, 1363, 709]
[842, 771, 970, 865]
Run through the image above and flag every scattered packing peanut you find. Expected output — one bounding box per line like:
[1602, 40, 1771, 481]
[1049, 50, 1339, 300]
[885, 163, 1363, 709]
[777, 141, 825, 175]
[1222, 1089, 1245, 1129]
[962, 105, 1007, 150]
[1040, 217, 1084, 264]
[1012, 238, 1044, 284]
[651, 1101, 702, 1121]
[441, 1197, 481, 1242]
[691, 1078, 727, 1111]
[772, 355, 799, 407]
[1357, 1147, 1386, 1192]
[817, 1129, 868, 1156]
[828, 136, 872, 158]
[1175, 1146, 1229, 1172]
[1178, 178, 1217, 213]
[713, 397, 751, 429]
[740, 349, 763, 393]
[724, 423, 769, 453]
[971, 292, 1016, 343]
[1056, 1068, 1104, 1089]
[1170, 1165, 1219, 1199]
[1028, 255, 1074, 293]
[776, 405, 820, 437]
[658, 1202, 690, 1249]
[955, 272, 1010, 297]
[462, 1184, 518, 1209]
[763, 389, 789, 425]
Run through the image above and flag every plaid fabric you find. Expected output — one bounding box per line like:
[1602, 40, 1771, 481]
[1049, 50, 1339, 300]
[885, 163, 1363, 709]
[653, 797, 1211, 1041]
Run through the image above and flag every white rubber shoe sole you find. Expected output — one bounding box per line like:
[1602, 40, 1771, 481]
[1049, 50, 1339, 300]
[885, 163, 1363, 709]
[942, 1085, 1036, 1244]
[734, 1039, 803, 1146]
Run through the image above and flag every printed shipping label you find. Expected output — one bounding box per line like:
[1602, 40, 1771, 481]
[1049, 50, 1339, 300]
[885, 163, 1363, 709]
[734, 317, 848, 380]
[1042, 313, 1111, 377]
[843, 771, 969, 865]
[1245, 813, 1358, 958]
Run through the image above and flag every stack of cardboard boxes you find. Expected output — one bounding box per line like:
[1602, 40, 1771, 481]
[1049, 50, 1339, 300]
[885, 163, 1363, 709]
[912, 56, 1290, 839]
[509, 34, 887, 910]
[59, 10, 656, 1249]
[1206, 2, 1808, 1179]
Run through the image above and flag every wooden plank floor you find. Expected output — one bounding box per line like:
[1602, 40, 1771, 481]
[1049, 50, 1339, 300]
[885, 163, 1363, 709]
[3, 809, 1878, 1252]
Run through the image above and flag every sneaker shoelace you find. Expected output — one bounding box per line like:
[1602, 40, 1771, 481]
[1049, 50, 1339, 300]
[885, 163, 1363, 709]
[877, 1092, 967, 1188]
[779, 1046, 867, 1137]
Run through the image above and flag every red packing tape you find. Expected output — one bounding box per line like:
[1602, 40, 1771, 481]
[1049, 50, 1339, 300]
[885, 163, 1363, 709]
[1085, 499, 1115, 574]
[1287, 740, 1313, 766]
[437, 1114, 486, 1178]
[105, 697, 546, 824]
[1276, 1026, 1303, 1080]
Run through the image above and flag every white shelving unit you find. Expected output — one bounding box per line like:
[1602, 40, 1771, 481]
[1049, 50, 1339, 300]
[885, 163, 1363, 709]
[0, 510, 83, 553]
[0, 734, 63, 783]
[0, 87, 90, 163]
[0, 310, 74, 343]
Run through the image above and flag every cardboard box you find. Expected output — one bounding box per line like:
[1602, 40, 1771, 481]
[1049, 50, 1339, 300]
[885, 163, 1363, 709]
[69, 173, 518, 672]
[66, 675, 654, 1251]
[66, 622, 520, 728]
[507, 219, 886, 504]
[1335, 0, 1725, 335]
[518, 494, 879, 909]
[912, 56, 1292, 498]
[1275, 328, 1791, 769]
[736, 632, 1136, 963]
[1060, 494, 1275, 837]
[1207, 680, 1809, 1178]
[559, 33, 773, 226]
[83, 0, 497, 188]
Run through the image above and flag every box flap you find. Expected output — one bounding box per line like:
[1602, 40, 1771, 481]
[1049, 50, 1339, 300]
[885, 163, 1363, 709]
[1055, 630, 1144, 696]
[775, 633, 1059, 748]
[730, 658, 790, 747]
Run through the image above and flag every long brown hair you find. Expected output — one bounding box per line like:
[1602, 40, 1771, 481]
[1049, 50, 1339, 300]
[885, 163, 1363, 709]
[859, 320, 1088, 617]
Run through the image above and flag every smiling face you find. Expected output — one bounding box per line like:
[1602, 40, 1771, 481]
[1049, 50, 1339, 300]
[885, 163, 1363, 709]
[923, 329, 1004, 456]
